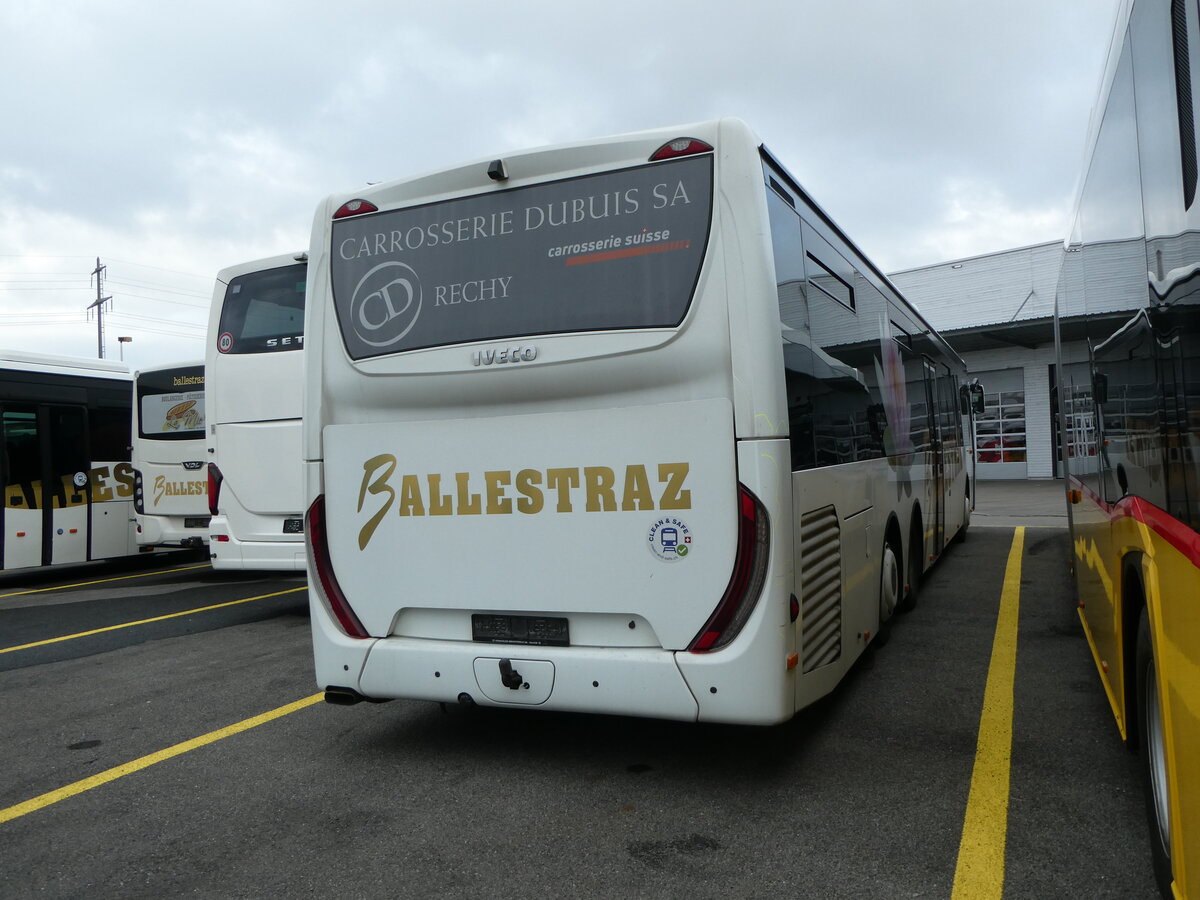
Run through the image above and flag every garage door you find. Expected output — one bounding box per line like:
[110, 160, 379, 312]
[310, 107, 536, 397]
[972, 368, 1027, 480]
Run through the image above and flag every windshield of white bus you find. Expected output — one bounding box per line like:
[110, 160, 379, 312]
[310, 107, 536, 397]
[215, 263, 306, 355]
[329, 155, 713, 359]
[136, 366, 205, 440]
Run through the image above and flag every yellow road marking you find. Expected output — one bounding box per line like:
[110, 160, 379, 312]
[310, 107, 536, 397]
[0, 562, 214, 599]
[952, 526, 1025, 900]
[0, 693, 324, 825]
[0, 586, 307, 654]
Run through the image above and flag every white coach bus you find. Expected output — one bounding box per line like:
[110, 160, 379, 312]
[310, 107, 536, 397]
[303, 119, 971, 723]
[1, 350, 137, 571]
[131, 360, 208, 549]
[205, 253, 308, 570]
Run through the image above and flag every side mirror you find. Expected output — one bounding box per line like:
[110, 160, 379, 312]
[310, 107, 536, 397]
[1092, 371, 1109, 405]
[961, 381, 985, 415]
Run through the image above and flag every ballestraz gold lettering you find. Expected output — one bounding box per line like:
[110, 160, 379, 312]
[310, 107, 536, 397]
[153, 476, 208, 507]
[356, 460, 692, 550]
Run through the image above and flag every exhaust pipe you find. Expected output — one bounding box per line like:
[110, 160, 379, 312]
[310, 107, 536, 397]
[323, 686, 390, 706]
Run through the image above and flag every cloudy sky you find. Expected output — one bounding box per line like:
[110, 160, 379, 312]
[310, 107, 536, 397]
[0, 0, 1120, 369]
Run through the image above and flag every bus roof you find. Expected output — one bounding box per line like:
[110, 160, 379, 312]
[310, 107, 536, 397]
[215, 251, 307, 285]
[133, 359, 204, 379]
[0, 349, 130, 380]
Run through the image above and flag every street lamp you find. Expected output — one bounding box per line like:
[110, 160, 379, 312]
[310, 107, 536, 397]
[117, 336, 132, 361]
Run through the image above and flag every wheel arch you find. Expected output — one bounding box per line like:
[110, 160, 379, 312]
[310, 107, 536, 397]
[1121, 551, 1147, 751]
[908, 502, 924, 580]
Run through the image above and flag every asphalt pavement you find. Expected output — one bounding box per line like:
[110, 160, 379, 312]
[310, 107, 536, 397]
[972, 477, 1069, 530]
[0, 485, 1159, 898]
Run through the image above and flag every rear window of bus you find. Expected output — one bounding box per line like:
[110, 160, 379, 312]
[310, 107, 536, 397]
[216, 263, 307, 355]
[136, 366, 205, 440]
[329, 155, 713, 360]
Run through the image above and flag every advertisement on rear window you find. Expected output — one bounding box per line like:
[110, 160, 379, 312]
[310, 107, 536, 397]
[329, 155, 713, 359]
[140, 391, 205, 437]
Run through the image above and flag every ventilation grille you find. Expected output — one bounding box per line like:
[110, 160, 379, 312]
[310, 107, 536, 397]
[798, 505, 842, 674]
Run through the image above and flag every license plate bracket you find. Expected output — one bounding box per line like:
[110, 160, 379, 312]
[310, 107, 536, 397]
[472, 614, 569, 647]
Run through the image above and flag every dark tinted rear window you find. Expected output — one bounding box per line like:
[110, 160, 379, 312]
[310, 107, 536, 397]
[216, 263, 306, 355]
[329, 155, 713, 359]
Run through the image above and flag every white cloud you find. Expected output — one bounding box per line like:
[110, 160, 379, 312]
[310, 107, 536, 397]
[914, 177, 1070, 267]
[0, 0, 1123, 364]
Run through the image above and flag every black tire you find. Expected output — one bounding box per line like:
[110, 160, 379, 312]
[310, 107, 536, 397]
[875, 538, 901, 647]
[1135, 607, 1174, 898]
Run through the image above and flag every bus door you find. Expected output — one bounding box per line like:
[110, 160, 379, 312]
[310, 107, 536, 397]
[923, 359, 945, 552]
[0, 403, 90, 570]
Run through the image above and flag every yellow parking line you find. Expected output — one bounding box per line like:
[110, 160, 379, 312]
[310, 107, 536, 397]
[0, 693, 324, 825]
[0, 586, 307, 655]
[952, 526, 1025, 900]
[0, 563, 214, 599]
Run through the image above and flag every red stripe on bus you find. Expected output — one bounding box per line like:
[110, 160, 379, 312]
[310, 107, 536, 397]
[1069, 475, 1200, 569]
[565, 239, 692, 266]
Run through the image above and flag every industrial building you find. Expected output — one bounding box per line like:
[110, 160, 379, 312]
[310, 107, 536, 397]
[889, 239, 1142, 480]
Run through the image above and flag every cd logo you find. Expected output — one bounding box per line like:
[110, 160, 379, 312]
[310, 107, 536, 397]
[350, 261, 422, 349]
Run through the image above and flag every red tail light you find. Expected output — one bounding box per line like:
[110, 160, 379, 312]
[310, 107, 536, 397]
[306, 495, 370, 639]
[688, 484, 770, 652]
[207, 463, 223, 517]
[649, 137, 713, 161]
[333, 199, 379, 219]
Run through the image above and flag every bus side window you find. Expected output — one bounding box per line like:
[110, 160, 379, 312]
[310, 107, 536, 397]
[767, 185, 817, 471]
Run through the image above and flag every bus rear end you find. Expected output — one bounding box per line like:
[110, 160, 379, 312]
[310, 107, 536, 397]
[131, 361, 208, 548]
[206, 253, 308, 571]
[305, 121, 794, 723]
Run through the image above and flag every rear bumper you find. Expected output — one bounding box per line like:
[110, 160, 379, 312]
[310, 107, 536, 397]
[209, 518, 305, 571]
[136, 515, 210, 548]
[355, 637, 702, 721]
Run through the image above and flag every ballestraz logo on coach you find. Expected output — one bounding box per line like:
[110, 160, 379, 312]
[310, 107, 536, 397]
[350, 261, 423, 348]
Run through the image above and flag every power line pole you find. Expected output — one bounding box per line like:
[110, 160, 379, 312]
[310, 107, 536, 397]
[87, 257, 112, 359]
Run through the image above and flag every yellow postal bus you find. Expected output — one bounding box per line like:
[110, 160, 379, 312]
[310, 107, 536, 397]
[1055, 1, 1200, 895]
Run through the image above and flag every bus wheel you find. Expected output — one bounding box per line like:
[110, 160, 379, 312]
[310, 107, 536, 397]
[1136, 607, 1174, 897]
[876, 539, 901, 647]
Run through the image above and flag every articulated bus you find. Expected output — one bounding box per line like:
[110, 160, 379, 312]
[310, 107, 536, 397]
[1055, 1, 1200, 896]
[0, 350, 136, 572]
[302, 118, 972, 724]
[131, 361, 208, 549]
[205, 253, 308, 571]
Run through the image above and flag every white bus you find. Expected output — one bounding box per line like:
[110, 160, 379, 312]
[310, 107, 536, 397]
[131, 360, 208, 550]
[205, 252, 308, 571]
[303, 119, 971, 723]
[1, 350, 137, 571]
